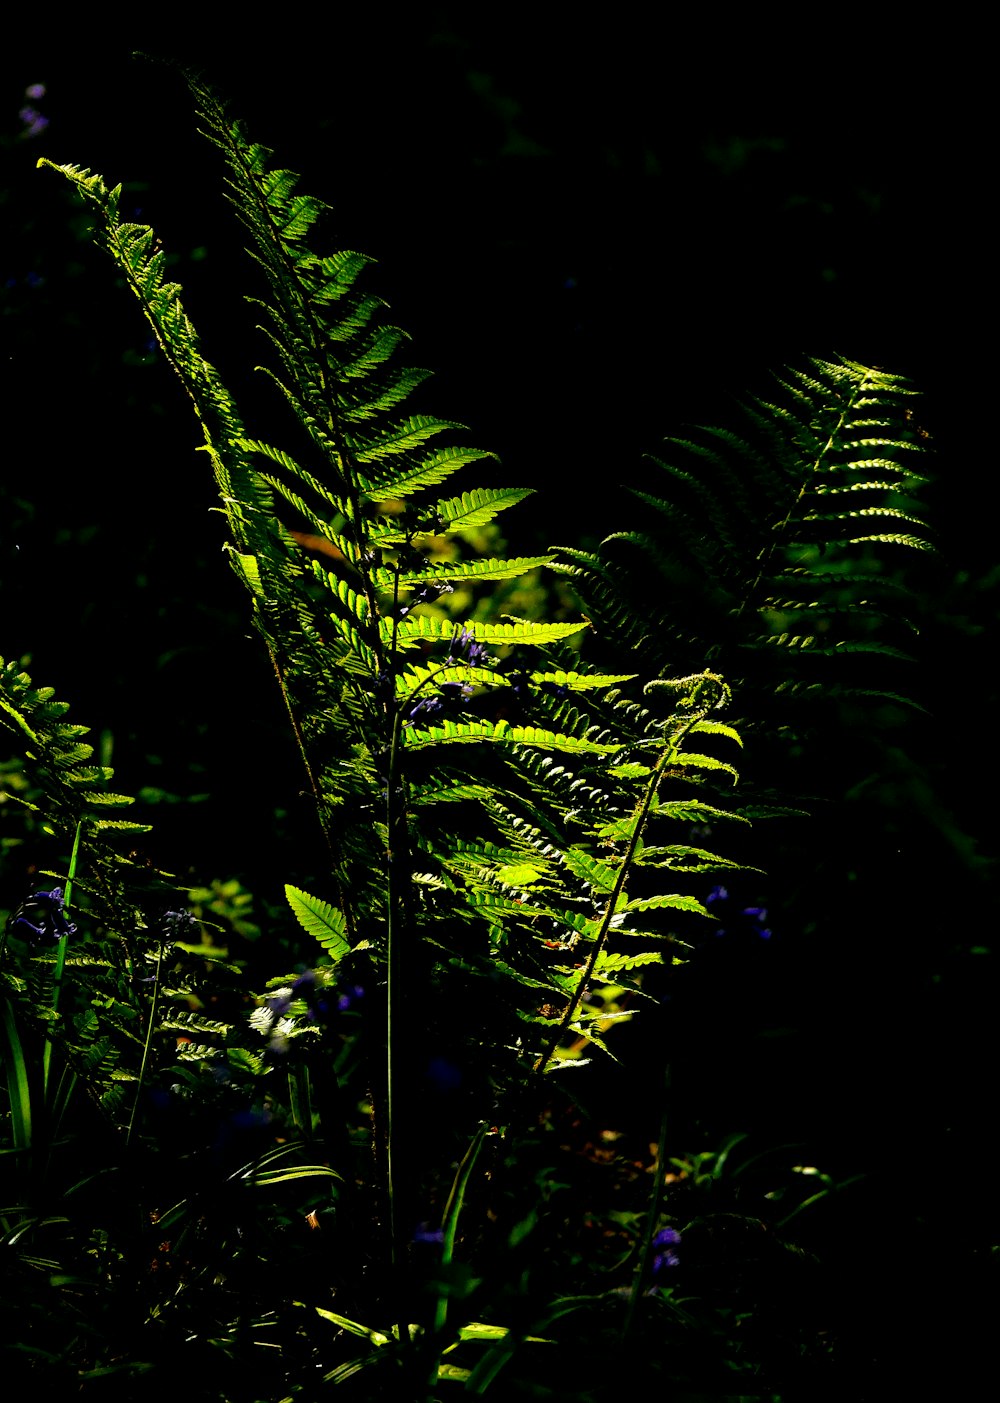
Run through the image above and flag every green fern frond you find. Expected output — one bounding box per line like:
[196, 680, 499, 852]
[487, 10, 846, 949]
[435, 488, 535, 531]
[384, 615, 587, 649]
[390, 556, 553, 586]
[558, 357, 932, 806]
[403, 720, 620, 754]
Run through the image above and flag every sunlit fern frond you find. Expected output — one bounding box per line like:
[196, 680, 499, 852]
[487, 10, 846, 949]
[556, 357, 933, 792]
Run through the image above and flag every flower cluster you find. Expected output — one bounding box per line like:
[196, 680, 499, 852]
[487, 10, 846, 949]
[162, 908, 198, 942]
[404, 626, 493, 723]
[705, 885, 773, 940]
[7, 886, 77, 944]
[406, 680, 472, 723]
[448, 626, 490, 668]
[651, 1226, 682, 1274]
[18, 83, 48, 139]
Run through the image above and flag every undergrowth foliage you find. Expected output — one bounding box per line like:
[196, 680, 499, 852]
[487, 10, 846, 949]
[0, 71, 932, 1398]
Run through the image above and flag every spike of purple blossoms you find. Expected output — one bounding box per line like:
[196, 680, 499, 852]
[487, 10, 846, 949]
[7, 886, 77, 944]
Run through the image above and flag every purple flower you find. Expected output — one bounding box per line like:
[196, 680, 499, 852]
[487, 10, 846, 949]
[18, 105, 49, 137]
[7, 886, 76, 944]
[414, 1223, 445, 1245]
[162, 909, 197, 941]
[448, 626, 490, 668]
[704, 887, 774, 941]
[405, 680, 472, 724]
[406, 693, 446, 722]
[651, 1226, 682, 1274]
[409, 580, 455, 606]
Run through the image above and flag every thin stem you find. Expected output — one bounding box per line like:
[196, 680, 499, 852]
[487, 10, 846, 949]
[735, 372, 866, 621]
[385, 558, 418, 1346]
[533, 753, 665, 1077]
[126, 937, 165, 1148]
[434, 1124, 489, 1336]
[622, 1065, 671, 1340]
[42, 820, 82, 1105]
[534, 676, 723, 1077]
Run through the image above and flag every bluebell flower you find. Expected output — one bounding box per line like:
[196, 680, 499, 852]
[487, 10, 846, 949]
[162, 909, 197, 941]
[7, 886, 76, 944]
[405, 680, 472, 724]
[336, 983, 365, 1013]
[704, 887, 774, 941]
[409, 580, 455, 606]
[414, 1223, 445, 1245]
[448, 626, 490, 668]
[18, 104, 48, 137]
[406, 693, 446, 722]
[651, 1226, 682, 1274]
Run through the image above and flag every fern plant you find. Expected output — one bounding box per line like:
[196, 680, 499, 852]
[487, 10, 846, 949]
[5, 60, 939, 1394]
[24, 73, 752, 1385]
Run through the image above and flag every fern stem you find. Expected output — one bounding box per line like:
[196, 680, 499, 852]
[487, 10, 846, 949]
[126, 936, 165, 1148]
[622, 1065, 671, 1341]
[534, 681, 717, 1077]
[533, 750, 666, 1077]
[385, 693, 413, 1344]
[736, 370, 868, 620]
[41, 819, 82, 1106]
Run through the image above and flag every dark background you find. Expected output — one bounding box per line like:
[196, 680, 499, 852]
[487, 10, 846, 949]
[3, 17, 996, 1389]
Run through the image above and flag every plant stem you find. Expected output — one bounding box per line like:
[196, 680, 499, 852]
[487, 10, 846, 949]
[534, 674, 724, 1077]
[42, 820, 82, 1106]
[126, 937, 165, 1148]
[622, 1065, 671, 1340]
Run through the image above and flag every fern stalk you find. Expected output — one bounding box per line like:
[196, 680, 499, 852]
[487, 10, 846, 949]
[622, 1066, 672, 1340]
[126, 935, 165, 1148]
[41, 819, 82, 1105]
[534, 674, 726, 1076]
[736, 369, 863, 622]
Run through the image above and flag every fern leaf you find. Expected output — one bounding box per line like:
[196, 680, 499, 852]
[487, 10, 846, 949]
[360, 445, 497, 500]
[284, 885, 351, 961]
[403, 720, 620, 754]
[384, 616, 587, 649]
[393, 556, 552, 586]
[435, 488, 534, 530]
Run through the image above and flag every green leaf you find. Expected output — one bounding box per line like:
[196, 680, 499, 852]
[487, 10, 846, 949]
[395, 556, 552, 585]
[383, 615, 588, 649]
[620, 893, 711, 915]
[404, 719, 619, 753]
[531, 669, 639, 690]
[436, 488, 534, 530]
[284, 884, 350, 960]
